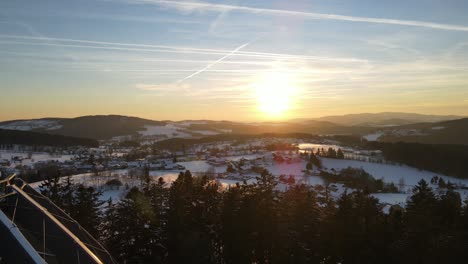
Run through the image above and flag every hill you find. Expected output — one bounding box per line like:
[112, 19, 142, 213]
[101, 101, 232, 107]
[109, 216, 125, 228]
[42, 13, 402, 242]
[0, 129, 98, 147]
[0, 115, 165, 140]
[1, 113, 465, 143]
[315, 112, 463, 126]
[184, 120, 373, 135]
[0, 116, 373, 140]
[376, 118, 468, 145]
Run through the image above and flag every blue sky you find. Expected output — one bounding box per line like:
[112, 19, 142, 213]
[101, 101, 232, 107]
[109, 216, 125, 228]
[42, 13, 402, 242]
[1, 0, 468, 121]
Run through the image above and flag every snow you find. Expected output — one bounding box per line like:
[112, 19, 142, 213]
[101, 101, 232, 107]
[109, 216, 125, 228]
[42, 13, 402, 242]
[363, 132, 384, 141]
[431, 126, 445, 130]
[217, 178, 257, 188]
[22, 139, 468, 208]
[138, 124, 191, 138]
[0, 120, 61, 131]
[150, 171, 180, 183]
[191, 130, 220, 136]
[176, 121, 208, 127]
[177, 161, 227, 174]
[371, 193, 408, 207]
[100, 189, 125, 201]
[265, 161, 307, 176]
[320, 158, 468, 187]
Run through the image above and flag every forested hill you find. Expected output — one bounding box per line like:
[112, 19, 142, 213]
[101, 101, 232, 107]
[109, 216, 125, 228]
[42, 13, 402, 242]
[367, 142, 468, 179]
[49, 115, 165, 140]
[0, 129, 98, 147]
[378, 118, 468, 145]
[0, 115, 165, 140]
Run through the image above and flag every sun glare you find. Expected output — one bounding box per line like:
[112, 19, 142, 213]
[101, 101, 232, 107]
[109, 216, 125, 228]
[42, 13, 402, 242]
[254, 72, 297, 118]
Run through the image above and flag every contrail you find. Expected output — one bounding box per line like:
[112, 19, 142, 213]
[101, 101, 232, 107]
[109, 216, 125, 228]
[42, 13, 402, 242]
[131, 0, 468, 32]
[177, 42, 250, 83]
[0, 34, 366, 62]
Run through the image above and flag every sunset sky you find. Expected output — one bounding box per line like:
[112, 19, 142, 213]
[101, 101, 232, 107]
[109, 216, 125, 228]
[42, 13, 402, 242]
[1, 0, 468, 121]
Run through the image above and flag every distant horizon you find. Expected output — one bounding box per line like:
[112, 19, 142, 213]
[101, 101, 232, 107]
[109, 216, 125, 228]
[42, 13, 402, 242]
[0, 111, 466, 123]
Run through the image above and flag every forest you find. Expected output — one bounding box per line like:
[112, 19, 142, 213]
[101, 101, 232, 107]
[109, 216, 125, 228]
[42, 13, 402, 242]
[40, 169, 468, 264]
[0, 129, 98, 147]
[368, 142, 468, 179]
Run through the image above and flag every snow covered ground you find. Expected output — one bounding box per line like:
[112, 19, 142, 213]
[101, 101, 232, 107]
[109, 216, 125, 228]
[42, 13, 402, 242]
[24, 141, 468, 208]
[265, 161, 307, 176]
[137, 124, 220, 138]
[191, 130, 220, 136]
[178, 161, 227, 174]
[0, 120, 62, 131]
[138, 124, 192, 138]
[363, 132, 384, 141]
[371, 193, 408, 207]
[320, 158, 468, 188]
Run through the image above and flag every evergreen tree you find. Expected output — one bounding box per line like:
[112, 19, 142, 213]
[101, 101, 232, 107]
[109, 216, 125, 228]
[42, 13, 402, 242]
[309, 152, 322, 169]
[404, 180, 438, 263]
[167, 171, 195, 263]
[337, 148, 345, 159]
[327, 148, 337, 158]
[105, 187, 164, 263]
[275, 185, 322, 263]
[71, 184, 104, 237]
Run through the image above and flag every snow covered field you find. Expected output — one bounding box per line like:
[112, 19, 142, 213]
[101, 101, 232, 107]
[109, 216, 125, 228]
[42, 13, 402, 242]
[138, 124, 192, 138]
[24, 142, 468, 207]
[320, 158, 468, 187]
[363, 132, 384, 141]
[178, 161, 226, 174]
[136, 123, 223, 140]
[0, 120, 62, 131]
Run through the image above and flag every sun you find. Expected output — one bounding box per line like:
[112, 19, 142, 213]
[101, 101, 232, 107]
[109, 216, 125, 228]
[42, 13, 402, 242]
[254, 72, 297, 118]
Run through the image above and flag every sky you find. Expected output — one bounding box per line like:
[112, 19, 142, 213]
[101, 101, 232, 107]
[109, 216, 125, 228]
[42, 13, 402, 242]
[1, 0, 468, 121]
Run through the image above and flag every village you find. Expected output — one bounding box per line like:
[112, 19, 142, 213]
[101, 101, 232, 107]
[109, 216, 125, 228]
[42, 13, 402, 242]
[2, 136, 468, 211]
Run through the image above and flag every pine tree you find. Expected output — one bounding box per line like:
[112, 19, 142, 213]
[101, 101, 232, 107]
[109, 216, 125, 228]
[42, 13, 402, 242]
[337, 148, 345, 159]
[71, 184, 104, 237]
[105, 187, 164, 263]
[167, 171, 195, 263]
[327, 148, 337, 158]
[404, 180, 438, 263]
[309, 152, 322, 169]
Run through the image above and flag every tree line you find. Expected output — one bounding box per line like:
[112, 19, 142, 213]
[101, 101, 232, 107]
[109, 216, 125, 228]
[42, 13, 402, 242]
[40, 170, 468, 264]
[367, 142, 468, 179]
[0, 129, 98, 147]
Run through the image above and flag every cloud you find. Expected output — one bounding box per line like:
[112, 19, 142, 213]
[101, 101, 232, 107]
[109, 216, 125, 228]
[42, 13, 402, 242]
[130, 0, 468, 32]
